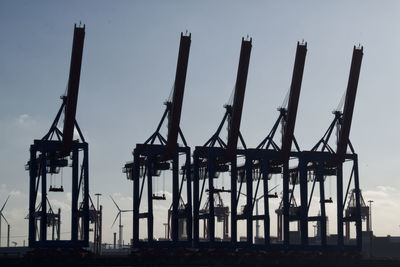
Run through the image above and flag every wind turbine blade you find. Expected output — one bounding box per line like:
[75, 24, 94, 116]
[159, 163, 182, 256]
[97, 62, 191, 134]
[111, 212, 120, 228]
[0, 195, 10, 212]
[121, 210, 133, 212]
[109, 195, 121, 212]
[1, 213, 9, 225]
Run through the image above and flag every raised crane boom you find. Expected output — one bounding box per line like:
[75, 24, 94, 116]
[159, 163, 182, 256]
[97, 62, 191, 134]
[335, 46, 363, 163]
[224, 37, 252, 161]
[279, 42, 307, 162]
[60, 24, 85, 157]
[164, 33, 191, 160]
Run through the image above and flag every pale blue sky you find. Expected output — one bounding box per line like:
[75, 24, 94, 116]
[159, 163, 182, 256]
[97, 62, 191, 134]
[1, 1, 400, 245]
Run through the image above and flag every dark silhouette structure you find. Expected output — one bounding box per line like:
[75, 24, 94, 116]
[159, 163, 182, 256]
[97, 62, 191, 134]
[123, 32, 192, 247]
[26, 24, 89, 248]
[239, 41, 307, 248]
[123, 35, 364, 252]
[192, 37, 252, 247]
[295, 46, 364, 250]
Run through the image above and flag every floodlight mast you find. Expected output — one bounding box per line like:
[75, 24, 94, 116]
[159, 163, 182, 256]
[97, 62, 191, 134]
[60, 24, 85, 157]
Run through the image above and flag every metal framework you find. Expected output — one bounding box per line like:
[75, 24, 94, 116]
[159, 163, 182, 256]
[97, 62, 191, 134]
[241, 41, 307, 248]
[295, 45, 364, 251]
[199, 189, 230, 241]
[29, 199, 61, 242]
[344, 189, 369, 242]
[26, 24, 89, 248]
[124, 32, 192, 247]
[275, 194, 300, 243]
[193, 37, 252, 248]
[89, 197, 102, 254]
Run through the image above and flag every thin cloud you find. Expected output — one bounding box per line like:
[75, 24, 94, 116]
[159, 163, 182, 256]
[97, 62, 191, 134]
[15, 114, 36, 128]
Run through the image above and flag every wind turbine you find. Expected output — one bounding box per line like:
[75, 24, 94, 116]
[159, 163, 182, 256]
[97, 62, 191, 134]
[0, 195, 10, 247]
[110, 195, 132, 248]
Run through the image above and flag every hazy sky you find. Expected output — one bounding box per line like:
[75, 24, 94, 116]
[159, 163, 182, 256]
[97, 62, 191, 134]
[1, 1, 400, 246]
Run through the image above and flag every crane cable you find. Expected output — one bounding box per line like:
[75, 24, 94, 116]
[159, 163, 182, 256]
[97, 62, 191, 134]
[226, 85, 236, 107]
[280, 87, 290, 110]
[335, 89, 346, 113]
[167, 82, 175, 103]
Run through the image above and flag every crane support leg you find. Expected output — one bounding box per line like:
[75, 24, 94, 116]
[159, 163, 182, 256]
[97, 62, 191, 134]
[207, 157, 215, 242]
[132, 150, 140, 245]
[172, 154, 179, 242]
[299, 159, 308, 246]
[147, 155, 154, 243]
[262, 160, 271, 246]
[337, 164, 344, 248]
[245, 157, 253, 245]
[353, 156, 362, 250]
[193, 151, 200, 246]
[317, 162, 327, 247]
[282, 163, 290, 247]
[231, 160, 237, 244]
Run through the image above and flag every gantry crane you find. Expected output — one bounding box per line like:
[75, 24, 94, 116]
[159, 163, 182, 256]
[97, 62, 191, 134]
[193, 37, 252, 247]
[344, 189, 369, 241]
[275, 192, 300, 243]
[26, 24, 89, 248]
[199, 189, 230, 241]
[296, 45, 363, 250]
[123, 32, 192, 247]
[27, 199, 61, 242]
[87, 195, 102, 255]
[236, 42, 307, 247]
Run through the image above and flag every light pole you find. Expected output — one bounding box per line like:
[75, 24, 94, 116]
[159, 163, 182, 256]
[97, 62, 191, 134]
[163, 223, 168, 239]
[95, 193, 102, 211]
[368, 200, 373, 232]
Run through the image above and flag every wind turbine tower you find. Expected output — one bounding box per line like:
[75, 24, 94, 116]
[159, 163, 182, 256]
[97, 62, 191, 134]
[110, 196, 132, 248]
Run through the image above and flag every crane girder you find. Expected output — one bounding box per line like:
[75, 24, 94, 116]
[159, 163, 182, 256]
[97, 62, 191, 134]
[225, 37, 252, 161]
[61, 25, 85, 157]
[164, 33, 191, 160]
[164, 33, 191, 158]
[335, 46, 363, 163]
[279, 42, 307, 162]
